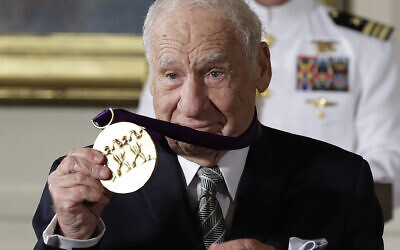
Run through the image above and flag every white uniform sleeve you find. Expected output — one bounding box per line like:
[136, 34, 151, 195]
[137, 80, 156, 117]
[355, 38, 400, 183]
[43, 215, 105, 250]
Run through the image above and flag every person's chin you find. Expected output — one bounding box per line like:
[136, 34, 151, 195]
[166, 138, 216, 157]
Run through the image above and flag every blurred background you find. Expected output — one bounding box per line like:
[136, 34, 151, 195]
[0, 0, 399, 249]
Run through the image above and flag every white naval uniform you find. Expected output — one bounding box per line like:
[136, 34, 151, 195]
[137, 0, 400, 204]
[249, 0, 400, 204]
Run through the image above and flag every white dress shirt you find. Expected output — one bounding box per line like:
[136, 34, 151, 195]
[177, 147, 249, 231]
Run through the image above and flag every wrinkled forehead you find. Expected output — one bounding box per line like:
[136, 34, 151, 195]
[148, 5, 242, 58]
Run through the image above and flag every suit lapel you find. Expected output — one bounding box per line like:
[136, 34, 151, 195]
[140, 139, 204, 249]
[229, 127, 289, 242]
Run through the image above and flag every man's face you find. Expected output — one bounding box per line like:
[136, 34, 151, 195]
[148, 5, 269, 163]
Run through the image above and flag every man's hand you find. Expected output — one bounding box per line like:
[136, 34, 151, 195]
[48, 148, 112, 239]
[210, 239, 276, 250]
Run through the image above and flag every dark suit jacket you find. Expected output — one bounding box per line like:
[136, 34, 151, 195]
[33, 126, 383, 250]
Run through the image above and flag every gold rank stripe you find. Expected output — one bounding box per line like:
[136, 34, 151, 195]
[372, 24, 383, 38]
[363, 21, 392, 40]
[379, 26, 392, 40]
[363, 21, 375, 36]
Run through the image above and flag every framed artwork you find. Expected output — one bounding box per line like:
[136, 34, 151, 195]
[0, 0, 154, 105]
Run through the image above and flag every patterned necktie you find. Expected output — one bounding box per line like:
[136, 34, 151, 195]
[197, 166, 226, 249]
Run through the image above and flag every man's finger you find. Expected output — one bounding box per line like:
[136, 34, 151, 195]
[68, 148, 105, 164]
[210, 240, 244, 250]
[58, 155, 111, 180]
[57, 172, 105, 191]
[210, 239, 276, 250]
[53, 185, 107, 204]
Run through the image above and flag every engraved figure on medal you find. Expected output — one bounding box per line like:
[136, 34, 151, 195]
[93, 122, 157, 194]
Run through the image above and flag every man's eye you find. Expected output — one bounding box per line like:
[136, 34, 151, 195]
[209, 71, 223, 78]
[166, 73, 178, 79]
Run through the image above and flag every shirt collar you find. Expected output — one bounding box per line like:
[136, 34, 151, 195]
[249, 0, 317, 31]
[178, 147, 250, 201]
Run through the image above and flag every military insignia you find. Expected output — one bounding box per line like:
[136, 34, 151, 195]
[312, 41, 337, 53]
[297, 56, 316, 90]
[306, 97, 337, 119]
[306, 97, 337, 108]
[296, 56, 349, 91]
[331, 57, 349, 90]
[329, 10, 393, 41]
[313, 58, 334, 90]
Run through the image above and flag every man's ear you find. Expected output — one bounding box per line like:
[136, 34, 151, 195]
[255, 41, 272, 93]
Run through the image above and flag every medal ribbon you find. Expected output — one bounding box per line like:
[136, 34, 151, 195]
[92, 108, 261, 150]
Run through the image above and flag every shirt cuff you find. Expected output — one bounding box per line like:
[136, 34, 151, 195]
[42, 215, 105, 250]
[288, 237, 328, 250]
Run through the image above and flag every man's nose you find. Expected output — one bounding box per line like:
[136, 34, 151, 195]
[178, 76, 208, 118]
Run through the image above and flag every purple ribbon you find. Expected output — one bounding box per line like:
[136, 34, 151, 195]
[92, 108, 262, 150]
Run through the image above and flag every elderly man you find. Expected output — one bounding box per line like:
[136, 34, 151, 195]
[33, 0, 383, 249]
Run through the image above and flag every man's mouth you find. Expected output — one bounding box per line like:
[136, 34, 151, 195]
[178, 123, 217, 133]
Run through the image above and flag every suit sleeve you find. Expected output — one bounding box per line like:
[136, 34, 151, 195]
[32, 156, 104, 250]
[32, 157, 63, 249]
[33, 157, 82, 250]
[345, 159, 384, 250]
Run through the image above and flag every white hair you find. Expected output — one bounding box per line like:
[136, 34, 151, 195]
[142, 0, 263, 68]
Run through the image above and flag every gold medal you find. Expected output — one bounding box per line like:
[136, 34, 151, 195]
[93, 122, 157, 194]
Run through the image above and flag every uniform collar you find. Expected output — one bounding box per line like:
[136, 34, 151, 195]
[249, 0, 317, 32]
[178, 147, 250, 201]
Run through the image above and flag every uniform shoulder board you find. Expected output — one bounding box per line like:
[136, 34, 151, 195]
[329, 10, 394, 41]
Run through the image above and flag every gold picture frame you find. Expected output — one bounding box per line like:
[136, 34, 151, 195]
[0, 33, 147, 105]
[317, 0, 346, 9]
